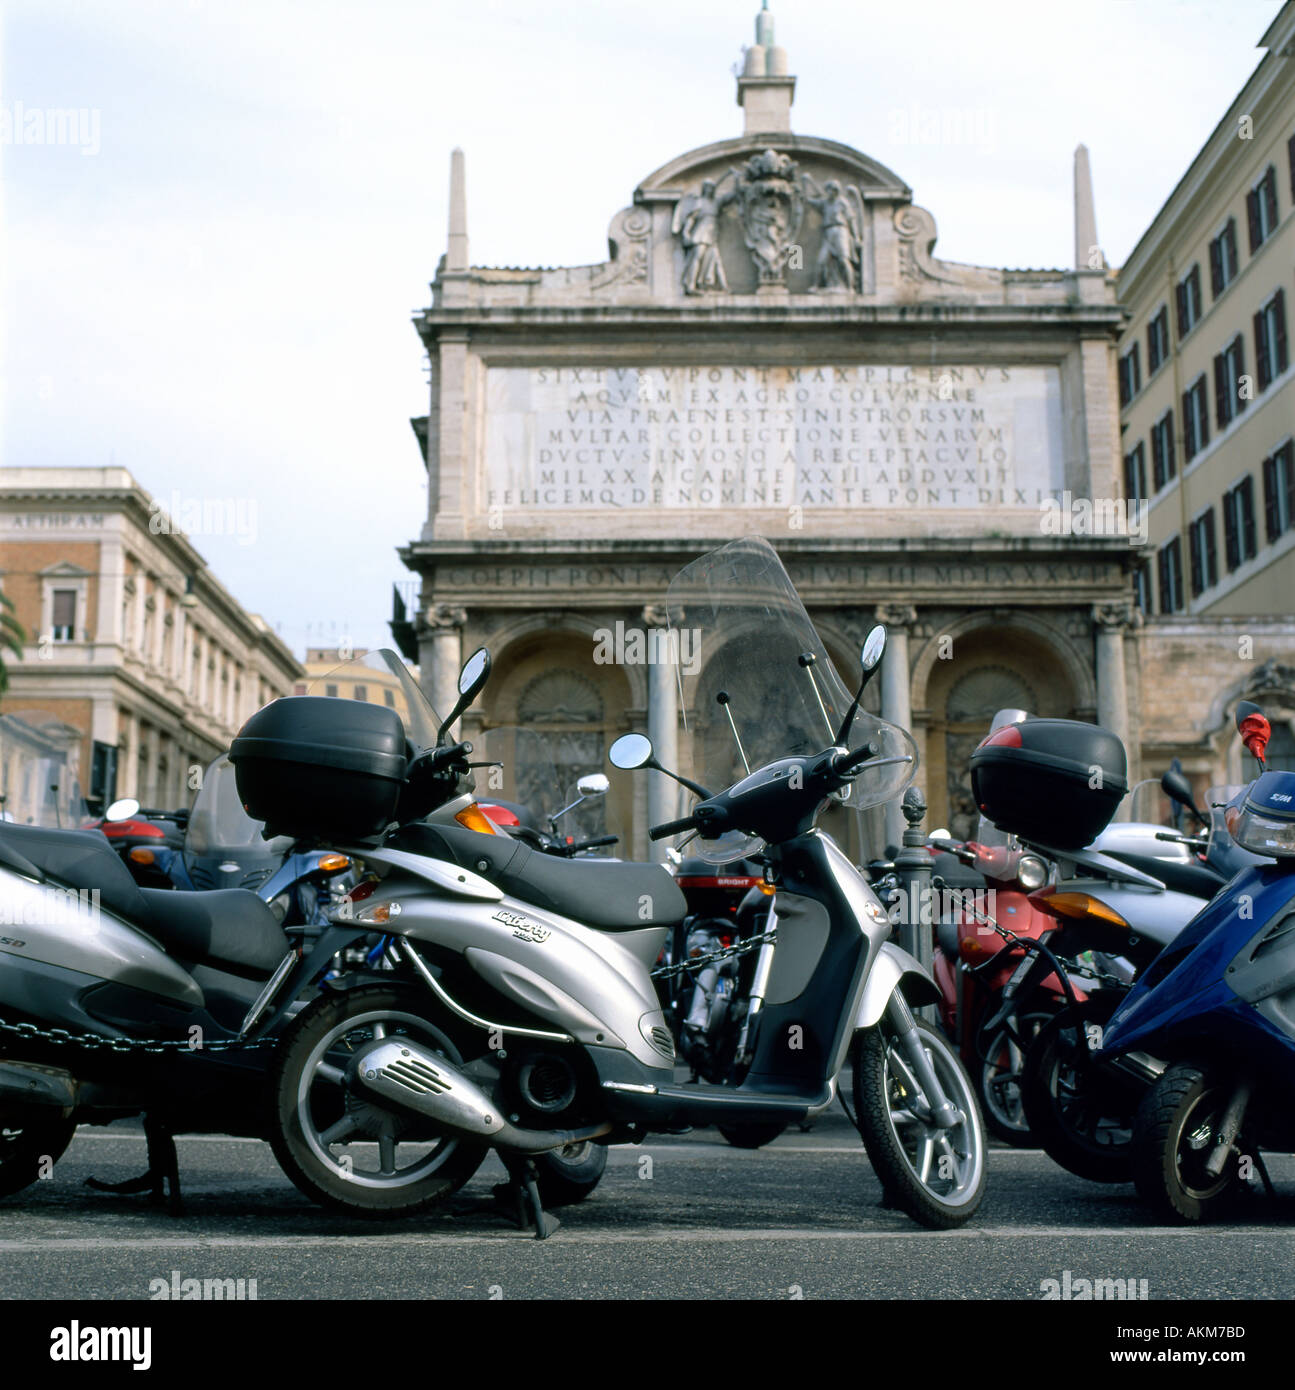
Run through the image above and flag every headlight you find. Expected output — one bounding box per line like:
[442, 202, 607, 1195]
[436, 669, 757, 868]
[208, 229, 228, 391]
[1230, 771, 1295, 858]
[1017, 854, 1048, 890]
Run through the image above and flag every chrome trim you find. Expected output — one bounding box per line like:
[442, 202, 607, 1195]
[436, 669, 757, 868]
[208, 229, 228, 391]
[601, 1080, 659, 1094]
[239, 949, 298, 1037]
[398, 938, 574, 1044]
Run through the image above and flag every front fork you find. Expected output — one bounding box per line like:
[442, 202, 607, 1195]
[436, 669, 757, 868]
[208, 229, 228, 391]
[1204, 1078, 1252, 1179]
[885, 989, 962, 1130]
[735, 902, 778, 1067]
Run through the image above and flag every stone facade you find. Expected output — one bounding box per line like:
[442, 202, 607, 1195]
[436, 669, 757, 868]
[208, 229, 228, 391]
[400, 7, 1157, 858]
[0, 468, 303, 812]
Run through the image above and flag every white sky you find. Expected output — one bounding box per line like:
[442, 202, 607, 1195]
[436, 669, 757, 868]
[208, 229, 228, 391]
[0, 0, 1281, 656]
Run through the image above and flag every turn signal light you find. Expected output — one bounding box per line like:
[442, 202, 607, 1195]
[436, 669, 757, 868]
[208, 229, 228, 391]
[317, 853, 351, 875]
[455, 804, 498, 835]
[129, 848, 155, 865]
[1044, 892, 1129, 928]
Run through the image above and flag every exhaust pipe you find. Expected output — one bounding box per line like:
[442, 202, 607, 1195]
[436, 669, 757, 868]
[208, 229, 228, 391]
[0, 1059, 78, 1109]
[352, 1040, 610, 1154]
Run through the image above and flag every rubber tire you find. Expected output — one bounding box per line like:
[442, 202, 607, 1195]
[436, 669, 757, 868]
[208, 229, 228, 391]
[852, 1019, 986, 1230]
[0, 1115, 76, 1199]
[975, 1009, 1055, 1148]
[1021, 995, 1136, 1184]
[268, 984, 488, 1219]
[533, 1140, 607, 1206]
[716, 1121, 787, 1149]
[1131, 1064, 1243, 1223]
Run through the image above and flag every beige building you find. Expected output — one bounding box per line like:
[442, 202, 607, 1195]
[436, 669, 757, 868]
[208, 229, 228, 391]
[399, 5, 1150, 855]
[0, 468, 303, 812]
[1118, 1, 1295, 790]
[297, 646, 420, 710]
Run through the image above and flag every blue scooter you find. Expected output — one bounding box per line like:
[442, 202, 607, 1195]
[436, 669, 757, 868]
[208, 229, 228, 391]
[1098, 702, 1295, 1221]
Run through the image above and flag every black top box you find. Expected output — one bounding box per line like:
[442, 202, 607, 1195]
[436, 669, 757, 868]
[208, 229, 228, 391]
[230, 697, 409, 841]
[969, 718, 1128, 851]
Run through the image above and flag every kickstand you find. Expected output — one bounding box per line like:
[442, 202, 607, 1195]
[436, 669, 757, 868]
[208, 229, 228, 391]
[86, 1115, 183, 1216]
[492, 1157, 559, 1240]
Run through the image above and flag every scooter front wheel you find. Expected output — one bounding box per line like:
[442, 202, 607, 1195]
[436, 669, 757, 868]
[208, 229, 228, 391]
[851, 1019, 986, 1229]
[1131, 1064, 1244, 1223]
[268, 985, 488, 1218]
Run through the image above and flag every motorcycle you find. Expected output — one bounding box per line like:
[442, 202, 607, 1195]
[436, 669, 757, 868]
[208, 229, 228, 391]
[1093, 704, 1295, 1221]
[247, 537, 986, 1234]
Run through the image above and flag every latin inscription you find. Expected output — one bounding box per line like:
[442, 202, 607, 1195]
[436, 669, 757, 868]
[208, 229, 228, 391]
[483, 365, 1066, 511]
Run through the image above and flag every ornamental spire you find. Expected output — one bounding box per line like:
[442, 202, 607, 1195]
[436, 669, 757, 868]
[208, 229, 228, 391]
[736, 2, 795, 134]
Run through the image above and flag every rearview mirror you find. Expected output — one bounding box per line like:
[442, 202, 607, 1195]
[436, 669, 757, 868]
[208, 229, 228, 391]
[1161, 768, 1204, 823]
[861, 625, 886, 672]
[458, 648, 490, 698]
[576, 774, 609, 797]
[609, 733, 653, 770]
[105, 798, 141, 822]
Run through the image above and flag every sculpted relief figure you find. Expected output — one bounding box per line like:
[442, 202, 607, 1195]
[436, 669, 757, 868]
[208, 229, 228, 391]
[734, 148, 804, 286]
[802, 174, 863, 292]
[672, 172, 738, 295]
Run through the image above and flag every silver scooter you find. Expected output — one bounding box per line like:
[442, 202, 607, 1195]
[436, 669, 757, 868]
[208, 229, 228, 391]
[247, 539, 987, 1235]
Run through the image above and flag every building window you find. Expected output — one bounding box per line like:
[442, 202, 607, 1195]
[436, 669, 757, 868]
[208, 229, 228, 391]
[1209, 218, 1239, 297]
[1262, 439, 1295, 541]
[1255, 289, 1289, 391]
[1157, 537, 1184, 614]
[1146, 306, 1170, 373]
[1213, 335, 1247, 430]
[1151, 411, 1176, 490]
[384, 689, 396, 707]
[1123, 442, 1147, 502]
[1188, 508, 1218, 596]
[1133, 560, 1153, 616]
[1223, 476, 1258, 572]
[1175, 263, 1202, 338]
[1118, 343, 1142, 407]
[50, 589, 77, 642]
[325, 684, 339, 698]
[352, 684, 368, 702]
[1246, 165, 1279, 253]
[293, 683, 307, 695]
[1182, 376, 1210, 462]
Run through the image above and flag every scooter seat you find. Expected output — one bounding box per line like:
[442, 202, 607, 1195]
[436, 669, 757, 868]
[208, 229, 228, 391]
[391, 823, 687, 930]
[138, 888, 291, 978]
[0, 823, 289, 978]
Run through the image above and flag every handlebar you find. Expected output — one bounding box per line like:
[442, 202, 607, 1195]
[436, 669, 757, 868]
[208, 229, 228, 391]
[650, 815, 697, 841]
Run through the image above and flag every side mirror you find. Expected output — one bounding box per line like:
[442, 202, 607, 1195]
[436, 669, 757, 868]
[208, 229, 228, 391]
[609, 733, 654, 770]
[105, 798, 141, 822]
[1160, 768, 1204, 822]
[437, 648, 492, 744]
[861, 625, 886, 672]
[576, 774, 609, 797]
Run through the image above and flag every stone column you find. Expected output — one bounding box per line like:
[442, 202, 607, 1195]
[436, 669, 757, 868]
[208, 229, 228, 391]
[1093, 601, 1134, 818]
[420, 604, 467, 734]
[875, 604, 917, 853]
[643, 605, 679, 863]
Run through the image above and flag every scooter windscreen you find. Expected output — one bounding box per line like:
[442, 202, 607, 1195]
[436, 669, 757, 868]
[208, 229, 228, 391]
[185, 755, 291, 858]
[307, 648, 443, 753]
[664, 536, 917, 864]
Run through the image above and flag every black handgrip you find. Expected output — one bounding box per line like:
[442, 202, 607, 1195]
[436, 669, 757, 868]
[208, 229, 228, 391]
[832, 742, 876, 776]
[650, 816, 696, 841]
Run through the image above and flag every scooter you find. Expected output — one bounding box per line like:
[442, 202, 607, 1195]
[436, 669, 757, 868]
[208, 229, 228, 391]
[247, 537, 987, 1234]
[1094, 704, 1295, 1221]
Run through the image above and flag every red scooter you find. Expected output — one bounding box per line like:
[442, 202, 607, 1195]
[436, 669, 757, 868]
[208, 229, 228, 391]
[925, 833, 1083, 1145]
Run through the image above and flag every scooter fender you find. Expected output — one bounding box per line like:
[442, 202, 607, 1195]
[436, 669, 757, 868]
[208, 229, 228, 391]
[854, 941, 941, 1030]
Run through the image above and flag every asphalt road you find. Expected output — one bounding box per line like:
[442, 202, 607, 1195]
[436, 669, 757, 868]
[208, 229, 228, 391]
[1, 1107, 1293, 1302]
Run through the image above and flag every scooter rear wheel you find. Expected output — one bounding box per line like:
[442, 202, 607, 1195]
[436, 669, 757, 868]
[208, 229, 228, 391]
[0, 1114, 76, 1199]
[268, 985, 488, 1218]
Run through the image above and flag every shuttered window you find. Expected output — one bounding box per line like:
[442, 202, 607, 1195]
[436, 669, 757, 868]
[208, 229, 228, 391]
[1151, 411, 1176, 490]
[1182, 376, 1210, 461]
[1208, 218, 1239, 297]
[51, 589, 76, 641]
[1262, 440, 1295, 542]
[1223, 476, 1258, 572]
[1255, 290, 1289, 391]
[1246, 166, 1279, 252]
[1213, 335, 1246, 430]
[1157, 537, 1184, 614]
[1175, 264, 1203, 337]
[1188, 508, 1218, 596]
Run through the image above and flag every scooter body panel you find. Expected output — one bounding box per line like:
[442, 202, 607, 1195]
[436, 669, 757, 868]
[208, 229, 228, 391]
[0, 865, 203, 1008]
